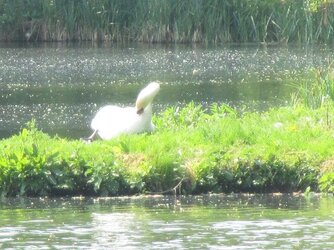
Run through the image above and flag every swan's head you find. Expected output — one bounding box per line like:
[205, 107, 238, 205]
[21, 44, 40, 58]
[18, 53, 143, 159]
[136, 81, 160, 114]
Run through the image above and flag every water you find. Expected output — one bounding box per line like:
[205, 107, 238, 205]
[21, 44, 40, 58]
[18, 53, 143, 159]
[1, 44, 333, 248]
[0, 43, 333, 139]
[0, 194, 333, 249]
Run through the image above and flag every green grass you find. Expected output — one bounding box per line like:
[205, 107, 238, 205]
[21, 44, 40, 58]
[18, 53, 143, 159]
[1, 103, 334, 197]
[0, 0, 332, 43]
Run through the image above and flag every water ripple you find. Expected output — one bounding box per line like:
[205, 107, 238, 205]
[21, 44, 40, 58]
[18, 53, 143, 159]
[0, 195, 334, 249]
[0, 44, 332, 139]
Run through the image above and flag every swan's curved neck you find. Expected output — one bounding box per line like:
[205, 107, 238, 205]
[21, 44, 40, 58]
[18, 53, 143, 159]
[135, 82, 160, 113]
[137, 103, 152, 115]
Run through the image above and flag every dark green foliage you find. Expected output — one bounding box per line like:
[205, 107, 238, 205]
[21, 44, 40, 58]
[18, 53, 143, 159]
[0, 0, 332, 43]
[192, 151, 319, 194]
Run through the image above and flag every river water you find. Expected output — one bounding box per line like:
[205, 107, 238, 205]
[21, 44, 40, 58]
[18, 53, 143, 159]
[0, 194, 333, 249]
[0, 43, 333, 139]
[1, 44, 334, 248]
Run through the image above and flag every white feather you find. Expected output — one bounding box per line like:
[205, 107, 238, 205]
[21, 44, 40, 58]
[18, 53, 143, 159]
[90, 82, 160, 140]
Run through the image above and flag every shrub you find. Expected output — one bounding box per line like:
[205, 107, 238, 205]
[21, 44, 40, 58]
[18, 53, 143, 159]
[0, 102, 333, 197]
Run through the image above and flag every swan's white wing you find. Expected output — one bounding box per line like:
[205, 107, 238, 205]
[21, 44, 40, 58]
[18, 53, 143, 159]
[91, 105, 153, 140]
[90, 82, 160, 140]
[91, 106, 132, 140]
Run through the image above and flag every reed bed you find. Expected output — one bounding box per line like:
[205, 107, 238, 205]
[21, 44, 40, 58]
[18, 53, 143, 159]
[0, 0, 333, 43]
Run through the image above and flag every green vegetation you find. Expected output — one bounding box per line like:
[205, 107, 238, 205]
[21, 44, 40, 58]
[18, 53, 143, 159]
[0, 0, 333, 196]
[0, 99, 334, 197]
[0, 0, 333, 43]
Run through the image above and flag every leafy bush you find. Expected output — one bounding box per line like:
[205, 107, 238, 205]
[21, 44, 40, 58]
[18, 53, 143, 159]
[0, 102, 333, 197]
[319, 173, 334, 193]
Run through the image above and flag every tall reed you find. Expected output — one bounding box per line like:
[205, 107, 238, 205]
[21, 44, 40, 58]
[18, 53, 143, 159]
[292, 64, 334, 109]
[0, 0, 332, 43]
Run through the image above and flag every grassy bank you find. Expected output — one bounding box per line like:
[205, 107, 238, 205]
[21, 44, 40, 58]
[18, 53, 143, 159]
[0, 102, 334, 197]
[0, 0, 333, 43]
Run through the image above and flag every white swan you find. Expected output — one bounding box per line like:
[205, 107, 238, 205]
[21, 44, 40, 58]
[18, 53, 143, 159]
[86, 81, 160, 141]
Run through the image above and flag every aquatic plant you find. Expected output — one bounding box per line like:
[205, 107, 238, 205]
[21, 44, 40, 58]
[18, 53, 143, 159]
[292, 63, 334, 109]
[0, 103, 333, 197]
[0, 0, 332, 43]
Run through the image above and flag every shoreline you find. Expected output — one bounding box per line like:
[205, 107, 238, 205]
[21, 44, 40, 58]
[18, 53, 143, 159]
[0, 104, 333, 197]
